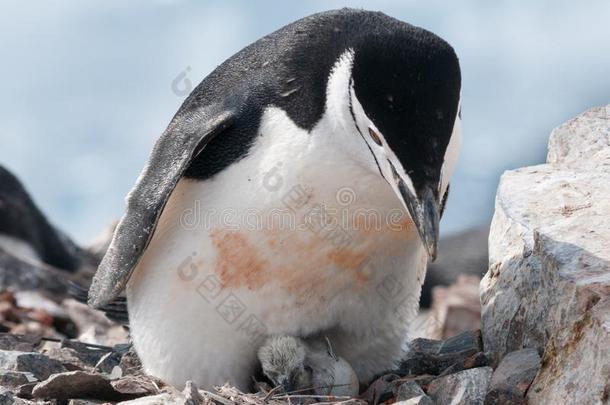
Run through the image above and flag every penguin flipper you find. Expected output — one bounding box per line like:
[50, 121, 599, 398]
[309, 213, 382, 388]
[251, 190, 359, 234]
[88, 103, 236, 308]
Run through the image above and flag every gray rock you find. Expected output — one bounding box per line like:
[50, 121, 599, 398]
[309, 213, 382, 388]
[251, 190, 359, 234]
[61, 340, 114, 366]
[485, 348, 540, 404]
[394, 395, 434, 405]
[481, 105, 610, 404]
[31, 370, 118, 401]
[399, 330, 482, 375]
[0, 370, 38, 388]
[14, 382, 37, 398]
[182, 381, 203, 405]
[360, 374, 399, 404]
[392, 374, 436, 391]
[393, 380, 426, 401]
[93, 351, 122, 374]
[0, 390, 55, 405]
[437, 351, 490, 376]
[427, 367, 492, 405]
[42, 347, 91, 371]
[116, 393, 180, 405]
[111, 375, 159, 396]
[0, 334, 40, 352]
[117, 346, 143, 377]
[0, 351, 66, 380]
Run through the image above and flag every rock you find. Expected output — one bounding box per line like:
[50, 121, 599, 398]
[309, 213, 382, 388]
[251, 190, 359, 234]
[94, 351, 122, 374]
[484, 348, 540, 404]
[411, 275, 483, 342]
[60, 339, 114, 368]
[116, 393, 179, 405]
[31, 371, 119, 401]
[481, 105, 610, 404]
[0, 370, 38, 388]
[392, 380, 426, 401]
[0, 351, 66, 380]
[42, 346, 91, 371]
[0, 333, 40, 352]
[183, 381, 204, 405]
[111, 375, 159, 396]
[399, 330, 482, 375]
[528, 299, 610, 404]
[427, 367, 493, 405]
[547, 105, 610, 171]
[437, 351, 490, 376]
[360, 374, 399, 404]
[14, 382, 38, 398]
[392, 375, 436, 392]
[0, 390, 55, 404]
[62, 299, 128, 347]
[117, 346, 143, 376]
[394, 395, 434, 405]
[429, 275, 481, 340]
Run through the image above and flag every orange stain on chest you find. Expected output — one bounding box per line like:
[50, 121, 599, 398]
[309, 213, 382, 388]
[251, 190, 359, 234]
[209, 213, 418, 294]
[210, 229, 271, 290]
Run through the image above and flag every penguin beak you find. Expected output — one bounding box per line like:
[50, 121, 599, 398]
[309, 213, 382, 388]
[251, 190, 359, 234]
[396, 180, 440, 261]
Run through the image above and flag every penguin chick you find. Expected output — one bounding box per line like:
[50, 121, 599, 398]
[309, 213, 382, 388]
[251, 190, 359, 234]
[307, 337, 359, 397]
[258, 335, 312, 393]
[258, 335, 359, 397]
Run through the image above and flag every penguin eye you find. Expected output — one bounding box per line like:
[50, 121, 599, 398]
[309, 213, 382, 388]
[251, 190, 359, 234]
[368, 127, 383, 146]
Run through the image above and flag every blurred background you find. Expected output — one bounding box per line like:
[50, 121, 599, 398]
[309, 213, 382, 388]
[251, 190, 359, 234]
[1, 0, 609, 243]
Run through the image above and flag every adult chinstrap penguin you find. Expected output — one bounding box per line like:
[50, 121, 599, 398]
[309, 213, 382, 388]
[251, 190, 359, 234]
[88, 8, 462, 390]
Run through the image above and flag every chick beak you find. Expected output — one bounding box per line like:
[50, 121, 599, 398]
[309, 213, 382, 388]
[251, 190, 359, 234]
[395, 180, 440, 261]
[280, 378, 294, 394]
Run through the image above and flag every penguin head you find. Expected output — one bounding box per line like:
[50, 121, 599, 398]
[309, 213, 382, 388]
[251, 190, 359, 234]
[345, 28, 462, 260]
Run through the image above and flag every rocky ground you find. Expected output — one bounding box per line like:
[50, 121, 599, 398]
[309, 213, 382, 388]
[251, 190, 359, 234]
[0, 105, 608, 404]
[0, 270, 501, 404]
[0, 295, 532, 405]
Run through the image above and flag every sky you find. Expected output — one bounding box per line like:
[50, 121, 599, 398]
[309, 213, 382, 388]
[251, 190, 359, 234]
[1, 1, 609, 243]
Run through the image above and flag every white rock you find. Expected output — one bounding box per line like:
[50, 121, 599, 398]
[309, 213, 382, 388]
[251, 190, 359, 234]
[547, 104, 610, 171]
[481, 105, 610, 404]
